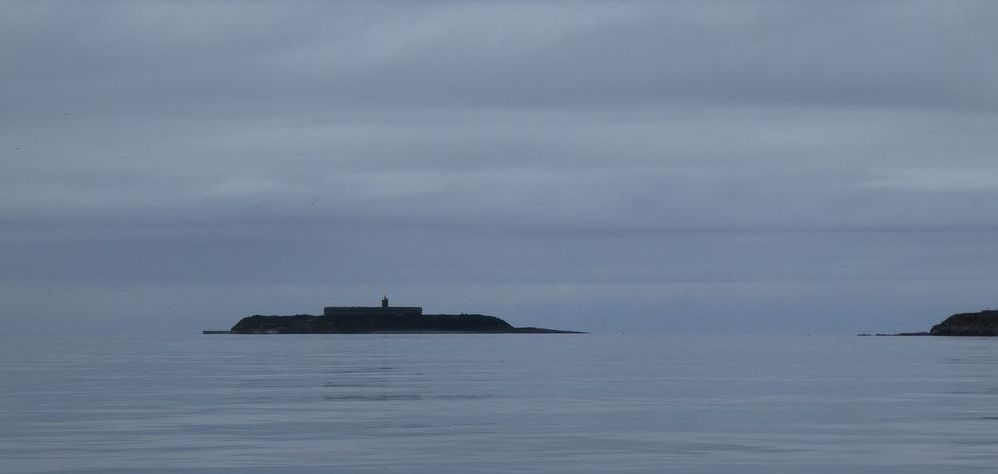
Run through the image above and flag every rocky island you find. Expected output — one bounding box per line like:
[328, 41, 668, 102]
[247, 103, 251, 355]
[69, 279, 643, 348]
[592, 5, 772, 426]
[204, 297, 582, 334]
[861, 309, 998, 337]
[927, 310, 998, 336]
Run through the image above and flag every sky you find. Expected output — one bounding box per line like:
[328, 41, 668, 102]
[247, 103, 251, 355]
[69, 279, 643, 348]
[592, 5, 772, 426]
[2, 1, 998, 334]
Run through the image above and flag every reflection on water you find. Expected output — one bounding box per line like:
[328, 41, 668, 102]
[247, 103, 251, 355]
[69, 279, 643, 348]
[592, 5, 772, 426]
[2, 334, 998, 473]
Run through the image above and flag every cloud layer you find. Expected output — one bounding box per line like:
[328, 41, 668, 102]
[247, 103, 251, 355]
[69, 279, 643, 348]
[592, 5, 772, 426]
[3, 1, 998, 334]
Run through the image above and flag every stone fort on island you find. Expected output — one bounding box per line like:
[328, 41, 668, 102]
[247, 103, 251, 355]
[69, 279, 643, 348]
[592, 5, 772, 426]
[322, 296, 422, 317]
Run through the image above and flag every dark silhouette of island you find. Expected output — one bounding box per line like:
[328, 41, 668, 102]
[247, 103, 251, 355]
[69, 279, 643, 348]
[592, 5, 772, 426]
[859, 309, 998, 337]
[204, 296, 582, 334]
[927, 310, 998, 336]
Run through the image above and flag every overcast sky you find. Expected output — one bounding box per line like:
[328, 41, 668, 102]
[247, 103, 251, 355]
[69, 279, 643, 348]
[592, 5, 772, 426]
[3, 1, 998, 334]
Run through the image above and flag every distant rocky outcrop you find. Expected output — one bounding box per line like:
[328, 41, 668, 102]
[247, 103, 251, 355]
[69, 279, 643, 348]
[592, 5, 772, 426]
[862, 309, 998, 337]
[216, 313, 580, 334]
[205, 297, 582, 334]
[929, 310, 998, 336]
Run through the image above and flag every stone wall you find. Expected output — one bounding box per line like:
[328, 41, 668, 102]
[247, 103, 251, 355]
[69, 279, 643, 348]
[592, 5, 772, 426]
[323, 306, 423, 317]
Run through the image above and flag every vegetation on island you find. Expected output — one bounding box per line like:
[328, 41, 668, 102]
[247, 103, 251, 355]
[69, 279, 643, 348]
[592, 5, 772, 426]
[860, 309, 998, 337]
[928, 310, 998, 336]
[224, 313, 580, 334]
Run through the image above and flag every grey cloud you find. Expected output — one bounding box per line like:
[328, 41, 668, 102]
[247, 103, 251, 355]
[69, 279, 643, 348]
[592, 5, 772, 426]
[4, 1, 997, 120]
[3, 1, 998, 334]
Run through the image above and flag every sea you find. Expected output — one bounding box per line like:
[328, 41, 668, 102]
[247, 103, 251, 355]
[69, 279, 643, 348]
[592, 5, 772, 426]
[2, 333, 998, 473]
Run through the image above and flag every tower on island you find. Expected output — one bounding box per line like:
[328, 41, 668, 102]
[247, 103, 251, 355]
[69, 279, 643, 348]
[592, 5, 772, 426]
[382, 295, 389, 308]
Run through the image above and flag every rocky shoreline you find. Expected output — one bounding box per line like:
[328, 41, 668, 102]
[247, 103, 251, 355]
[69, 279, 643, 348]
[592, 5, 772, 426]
[860, 309, 998, 337]
[206, 312, 582, 334]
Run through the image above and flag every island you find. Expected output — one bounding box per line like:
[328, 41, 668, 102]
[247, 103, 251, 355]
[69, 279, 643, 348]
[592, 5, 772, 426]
[204, 296, 582, 334]
[927, 310, 998, 336]
[859, 309, 998, 337]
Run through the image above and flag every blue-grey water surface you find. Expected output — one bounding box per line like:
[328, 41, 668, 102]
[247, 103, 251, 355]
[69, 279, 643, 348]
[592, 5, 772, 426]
[2, 333, 998, 473]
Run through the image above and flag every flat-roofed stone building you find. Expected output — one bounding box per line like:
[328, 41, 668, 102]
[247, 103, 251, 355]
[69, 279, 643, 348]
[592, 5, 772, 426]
[323, 296, 422, 317]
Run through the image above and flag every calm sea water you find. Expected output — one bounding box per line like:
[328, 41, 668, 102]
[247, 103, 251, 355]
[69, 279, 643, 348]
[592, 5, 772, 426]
[2, 333, 998, 473]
